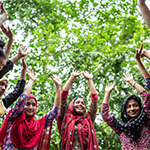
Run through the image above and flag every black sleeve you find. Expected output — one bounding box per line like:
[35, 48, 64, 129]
[2, 79, 26, 108]
[0, 60, 14, 79]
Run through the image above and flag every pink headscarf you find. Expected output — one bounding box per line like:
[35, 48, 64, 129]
[0, 94, 52, 150]
[57, 99, 99, 150]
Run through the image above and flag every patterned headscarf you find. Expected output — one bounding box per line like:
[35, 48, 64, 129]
[113, 95, 146, 142]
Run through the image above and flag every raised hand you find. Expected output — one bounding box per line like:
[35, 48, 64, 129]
[18, 44, 29, 58]
[0, 2, 8, 25]
[105, 83, 115, 94]
[0, 1, 7, 14]
[1, 24, 13, 39]
[123, 72, 134, 84]
[135, 43, 143, 60]
[82, 71, 93, 80]
[71, 70, 82, 78]
[27, 69, 37, 82]
[51, 75, 62, 87]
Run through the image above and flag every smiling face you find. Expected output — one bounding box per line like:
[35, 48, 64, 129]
[24, 98, 37, 116]
[0, 80, 8, 97]
[126, 99, 141, 118]
[73, 97, 86, 115]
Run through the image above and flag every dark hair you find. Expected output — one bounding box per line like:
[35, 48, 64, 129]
[0, 40, 5, 49]
[73, 96, 85, 103]
[0, 40, 5, 59]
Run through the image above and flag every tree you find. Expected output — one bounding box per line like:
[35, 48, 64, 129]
[1, 0, 150, 149]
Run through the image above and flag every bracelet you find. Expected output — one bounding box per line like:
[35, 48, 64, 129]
[132, 82, 136, 87]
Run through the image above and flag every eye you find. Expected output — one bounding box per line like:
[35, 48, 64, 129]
[32, 103, 36, 107]
[26, 102, 30, 106]
[126, 105, 130, 109]
[133, 104, 138, 107]
[81, 102, 85, 105]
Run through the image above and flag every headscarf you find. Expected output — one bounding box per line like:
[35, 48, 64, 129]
[113, 95, 146, 142]
[57, 97, 99, 150]
[0, 94, 52, 150]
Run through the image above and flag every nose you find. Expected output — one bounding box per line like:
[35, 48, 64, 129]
[28, 104, 33, 109]
[130, 106, 135, 110]
[1, 85, 6, 91]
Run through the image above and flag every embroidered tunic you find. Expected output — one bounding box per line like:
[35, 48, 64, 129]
[101, 90, 150, 150]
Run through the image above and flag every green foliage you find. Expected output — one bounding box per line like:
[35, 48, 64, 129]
[1, 0, 150, 149]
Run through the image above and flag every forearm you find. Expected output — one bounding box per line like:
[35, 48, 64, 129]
[0, 60, 13, 78]
[45, 106, 60, 127]
[101, 103, 122, 135]
[54, 85, 61, 107]
[88, 93, 98, 122]
[103, 92, 111, 104]
[4, 37, 13, 60]
[20, 68, 26, 80]
[63, 76, 74, 91]
[138, 2, 150, 28]
[128, 80, 145, 94]
[10, 54, 21, 64]
[2, 79, 26, 108]
[88, 79, 96, 94]
[136, 59, 150, 79]
[23, 79, 34, 96]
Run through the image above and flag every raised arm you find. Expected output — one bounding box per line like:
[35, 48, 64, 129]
[51, 75, 61, 107]
[83, 71, 98, 122]
[1, 24, 13, 60]
[0, 1, 8, 26]
[123, 72, 145, 94]
[23, 68, 37, 97]
[10, 44, 29, 64]
[2, 58, 27, 108]
[135, 43, 150, 79]
[138, 0, 150, 28]
[101, 83, 122, 135]
[63, 70, 82, 91]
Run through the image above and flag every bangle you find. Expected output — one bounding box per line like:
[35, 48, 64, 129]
[132, 82, 136, 87]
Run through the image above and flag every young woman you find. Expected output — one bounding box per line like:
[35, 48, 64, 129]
[101, 73, 150, 150]
[57, 71, 99, 150]
[0, 69, 61, 149]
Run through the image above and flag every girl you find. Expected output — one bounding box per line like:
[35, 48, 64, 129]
[57, 71, 99, 150]
[101, 73, 150, 149]
[0, 69, 61, 149]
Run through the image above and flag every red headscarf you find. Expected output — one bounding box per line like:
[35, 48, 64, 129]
[0, 94, 52, 150]
[57, 99, 99, 150]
